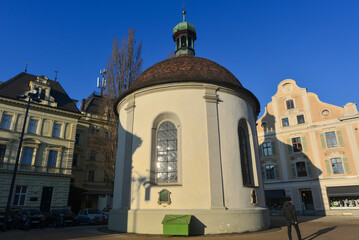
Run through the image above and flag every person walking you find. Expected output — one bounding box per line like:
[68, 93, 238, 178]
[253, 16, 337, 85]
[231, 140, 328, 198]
[282, 197, 302, 240]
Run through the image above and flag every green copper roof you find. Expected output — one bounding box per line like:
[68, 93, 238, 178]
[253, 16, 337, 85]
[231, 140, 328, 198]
[173, 21, 196, 34]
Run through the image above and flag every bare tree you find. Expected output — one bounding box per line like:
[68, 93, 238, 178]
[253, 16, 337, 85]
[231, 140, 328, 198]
[94, 29, 143, 185]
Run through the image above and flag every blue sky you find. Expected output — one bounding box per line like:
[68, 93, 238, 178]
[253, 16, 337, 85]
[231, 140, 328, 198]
[1, 0, 358, 116]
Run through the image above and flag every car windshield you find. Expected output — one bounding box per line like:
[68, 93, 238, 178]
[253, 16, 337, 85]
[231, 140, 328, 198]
[28, 210, 41, 215]
[55, 209, 69, 214]
[88, 209, 102, 214]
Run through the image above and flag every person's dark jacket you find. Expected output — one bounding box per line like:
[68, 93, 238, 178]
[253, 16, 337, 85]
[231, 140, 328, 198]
[282, 201, 297, 222]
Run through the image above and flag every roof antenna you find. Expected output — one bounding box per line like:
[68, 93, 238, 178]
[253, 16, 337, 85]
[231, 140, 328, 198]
[54, 70, 58, 81]
[24, 62, 29, 73]
[98, 69, 107, 95]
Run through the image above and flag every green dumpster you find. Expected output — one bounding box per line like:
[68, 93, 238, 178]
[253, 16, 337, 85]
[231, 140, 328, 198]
[162, 215, 192, 236]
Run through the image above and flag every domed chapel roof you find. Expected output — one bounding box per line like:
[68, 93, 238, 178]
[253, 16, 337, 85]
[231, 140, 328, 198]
[114, 11, 260, 117]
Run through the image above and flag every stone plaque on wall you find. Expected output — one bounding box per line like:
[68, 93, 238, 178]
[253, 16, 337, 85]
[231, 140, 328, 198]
[42, 120, 50, 136]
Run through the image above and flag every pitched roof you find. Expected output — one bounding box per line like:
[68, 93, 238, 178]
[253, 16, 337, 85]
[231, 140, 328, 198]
[82, 92, 103, 115]
[0, 72, 80, 114]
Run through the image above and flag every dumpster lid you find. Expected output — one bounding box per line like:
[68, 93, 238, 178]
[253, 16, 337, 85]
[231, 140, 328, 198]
[162, 215, 191, 224]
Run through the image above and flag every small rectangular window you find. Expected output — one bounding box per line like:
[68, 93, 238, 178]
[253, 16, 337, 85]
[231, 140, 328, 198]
[73, 153, 78, 167]
[296, 162, 307, 177]
[297, 115, 305, 124]
[13, 186, 27, 206]
[265, 164, 275, 179]
[331, 158, 344, 174]
[52, 123, 62, 138]
[28, 119, 39, 134]
[47, 150, 58, 168]
[88, 170, 95, 182]
[263, 142, 272, 156]
[21, 147, 34, 165]
[75, 133, 80, 145]
[292, 137, 302, 152]
[90, 152, 96, 161]
[0, 144, 6, 162]
[286, 100, 294, 109]
[325, 131, 338, 148]
[1, 114, 13, 130]
[282, 118, 289, 127]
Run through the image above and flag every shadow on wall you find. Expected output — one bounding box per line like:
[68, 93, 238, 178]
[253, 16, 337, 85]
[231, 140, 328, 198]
[115, 121, 143, 232]
[259, 112, 324, 217]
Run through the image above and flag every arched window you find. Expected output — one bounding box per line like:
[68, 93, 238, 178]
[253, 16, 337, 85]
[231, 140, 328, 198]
[181, 36, 186, 47]
[156, 121, 178, 183]
[238, 120, 254, 186]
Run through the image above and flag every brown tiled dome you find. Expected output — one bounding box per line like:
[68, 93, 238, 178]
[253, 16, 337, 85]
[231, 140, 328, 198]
[128, 55, 242, 92]
[115, 55, 260, 117]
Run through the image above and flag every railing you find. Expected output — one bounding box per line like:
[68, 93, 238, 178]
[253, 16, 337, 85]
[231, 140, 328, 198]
[0, 162, 71, 175]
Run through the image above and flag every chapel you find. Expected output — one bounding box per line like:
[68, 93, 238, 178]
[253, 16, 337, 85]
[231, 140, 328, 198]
[109, 11, 269, 234]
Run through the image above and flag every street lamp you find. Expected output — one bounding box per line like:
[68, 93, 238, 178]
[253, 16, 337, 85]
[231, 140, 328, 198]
[2, 89, 41, 231]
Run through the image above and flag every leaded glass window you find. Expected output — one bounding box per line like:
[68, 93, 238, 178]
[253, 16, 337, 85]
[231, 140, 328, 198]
[156, 121, 177, 183]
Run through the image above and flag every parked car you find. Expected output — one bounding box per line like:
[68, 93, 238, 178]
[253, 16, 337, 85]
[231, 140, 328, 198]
[46, 209, 76, 227]
[102, 207, 111, 218]
[19, 209, 46, 228]
[76, 208, 107, 225]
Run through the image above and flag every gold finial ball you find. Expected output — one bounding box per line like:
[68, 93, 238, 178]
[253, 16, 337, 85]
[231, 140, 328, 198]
[182, 10, 186, 15]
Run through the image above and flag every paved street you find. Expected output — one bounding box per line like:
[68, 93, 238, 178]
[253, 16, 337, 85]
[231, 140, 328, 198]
[1, 216, 359, 240]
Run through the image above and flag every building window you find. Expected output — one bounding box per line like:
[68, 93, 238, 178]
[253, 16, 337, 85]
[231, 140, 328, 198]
[27, 119, 39, 134]
[88, 170, 95, 182]
[263, 142, 272, 156]
[1, 114, 13, 130]
[21, 147, 34, 165]
[156, 121, 178, 184]
[176, 38, 179, 49]
[286, 100, 294, 109]
[181, 36, 186, 47]
[292, 137, 302, 152]
[188, 36, 192, 48]
[52, 123, 62, 138]
[13, 186, 27, 206]
[297, 115, 305, 124]
[238, 119, 254, 186]
[331, 158, 344, 174]
[73, 153, 78, 167]
[265, 165, 275, 179]
[90, 152, 96, 161]
[75, 133, 80, 145]
[47, 150, 58, 168]
[90, 128, 95, 134]
[296, 161, 307, 177]
[282, 118, 289, 127]
[0, 144, 6, 162]
[325, 131, 338, 148]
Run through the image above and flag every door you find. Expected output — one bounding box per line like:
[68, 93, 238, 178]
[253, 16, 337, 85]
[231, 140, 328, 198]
[300, 189, 314, 214]
[40, 187, 53, 212]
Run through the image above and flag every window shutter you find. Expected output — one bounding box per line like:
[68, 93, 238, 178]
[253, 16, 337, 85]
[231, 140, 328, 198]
[306, 161, 313, 177]
[324, 159, 332, 175]
[343, 157, 351, 174]
[274, 165, 280, 179]
[290, 163, 296, 177]
[336, 131, 344, 147]
[271, 141, 276, 155]
[319, 133, 326, 149]
[302, 136, 308, 151]
[287, 139, 292, 153]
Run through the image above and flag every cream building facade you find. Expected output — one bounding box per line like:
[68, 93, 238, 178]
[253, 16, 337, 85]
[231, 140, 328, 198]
[0, 73, 81, 211]
[109, 12, 269, 235]
[257, 79, 359, 216]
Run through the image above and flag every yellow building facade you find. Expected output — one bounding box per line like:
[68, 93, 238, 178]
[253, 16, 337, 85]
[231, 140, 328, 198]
[257, 79, 359, 216]
[0, 73, 81, 211]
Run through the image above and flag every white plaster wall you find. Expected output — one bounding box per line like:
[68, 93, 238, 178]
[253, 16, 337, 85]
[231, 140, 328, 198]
[217, 90, 265, 209]
[121, 86, 211, 210]
[115, 84, 265, 211]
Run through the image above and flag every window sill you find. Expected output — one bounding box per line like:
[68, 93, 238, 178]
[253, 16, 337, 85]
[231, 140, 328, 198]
[151, 183, 182, 187]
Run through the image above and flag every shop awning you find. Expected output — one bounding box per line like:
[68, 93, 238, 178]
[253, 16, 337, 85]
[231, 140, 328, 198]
[327, 186, 359, 197]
